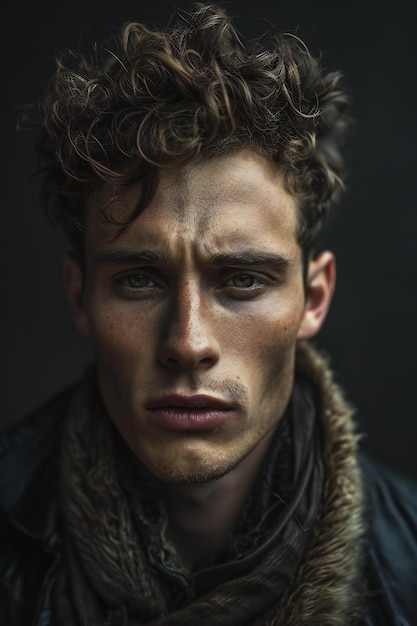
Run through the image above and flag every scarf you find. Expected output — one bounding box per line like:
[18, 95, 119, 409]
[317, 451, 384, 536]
[56, 342, 366, 625]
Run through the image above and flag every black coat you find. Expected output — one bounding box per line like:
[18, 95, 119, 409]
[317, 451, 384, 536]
[1, 388, 417, 625]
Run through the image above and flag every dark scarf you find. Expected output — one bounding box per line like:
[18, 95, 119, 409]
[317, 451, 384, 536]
[56, 342, 366, 625]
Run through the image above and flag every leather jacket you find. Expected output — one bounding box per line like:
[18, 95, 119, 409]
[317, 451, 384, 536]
[1, 387, 417, 625]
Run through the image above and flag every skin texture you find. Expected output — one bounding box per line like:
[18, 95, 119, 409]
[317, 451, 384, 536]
[64, 150, 335, 566]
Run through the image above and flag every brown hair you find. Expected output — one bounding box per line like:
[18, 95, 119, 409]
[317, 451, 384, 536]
[24, 3, 350, 258]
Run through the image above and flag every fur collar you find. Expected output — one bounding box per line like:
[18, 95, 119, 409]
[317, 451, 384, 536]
[262, 341, 366, 625]
[58, 341, 367, 625]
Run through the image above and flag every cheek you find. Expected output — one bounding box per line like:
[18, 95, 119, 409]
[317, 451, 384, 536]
[86, 305, 151, 415]
[259, 332, 296, 395]
[238, 295, 304, 353]
[232, 300, 303, 388]
[85, 293, 153, 360]
[89, 309, 129, 356]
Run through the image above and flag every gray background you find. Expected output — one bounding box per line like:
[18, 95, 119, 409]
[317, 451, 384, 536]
[2, 0, 416, 479]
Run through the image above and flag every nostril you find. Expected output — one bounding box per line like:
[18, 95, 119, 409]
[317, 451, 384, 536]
[158, 341, 220, 370]
[200, 357, 214, 366]
[160, 353, 217, 370]
[165, 356, 180, 367]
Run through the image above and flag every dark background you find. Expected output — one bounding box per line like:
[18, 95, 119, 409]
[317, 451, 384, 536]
[2, 0, 416, 479]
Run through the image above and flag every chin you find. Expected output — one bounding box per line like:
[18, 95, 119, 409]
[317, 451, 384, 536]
[158, 465, 233, 485]
[145, 448, 243, 484]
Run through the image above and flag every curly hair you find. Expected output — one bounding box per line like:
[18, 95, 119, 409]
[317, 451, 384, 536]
[24, 3, 350, 258]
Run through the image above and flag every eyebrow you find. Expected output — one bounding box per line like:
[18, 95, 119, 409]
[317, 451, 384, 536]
[95, 247, 291, 272]
[95, 249, 170, 264]
[206, 251, 291, 272]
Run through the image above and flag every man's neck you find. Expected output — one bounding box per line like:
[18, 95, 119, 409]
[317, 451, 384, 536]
[160, 431, 276, 571]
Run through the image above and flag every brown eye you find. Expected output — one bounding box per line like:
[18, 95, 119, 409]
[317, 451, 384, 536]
[122, 275, 152, 289]
[231, 274, 256, 288]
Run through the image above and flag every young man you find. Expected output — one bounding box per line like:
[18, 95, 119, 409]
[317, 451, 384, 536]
[1, 4, 416, 625]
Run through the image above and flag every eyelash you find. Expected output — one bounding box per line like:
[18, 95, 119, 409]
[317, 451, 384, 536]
[115, 271, 268, 298]
[223, 273, 266, 297]
[118, 274, 157, 290]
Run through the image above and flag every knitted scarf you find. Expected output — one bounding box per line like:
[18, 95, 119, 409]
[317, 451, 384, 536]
[56, 342, 366, 625]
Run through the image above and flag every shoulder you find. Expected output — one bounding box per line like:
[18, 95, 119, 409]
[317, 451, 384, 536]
[0, 387, 74, 511]
[0, 386, 73, 458]
[359, 452, 417, 624]
[360, 452, 417, 547]
[0, 387, 76, 626]
[0, 383, 78, 519]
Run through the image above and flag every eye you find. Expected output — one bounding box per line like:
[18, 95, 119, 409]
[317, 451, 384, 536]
[120, 274, 154, 289]
[114, 270, 164, 300]
[222, 273, 266, 299]
[229, 274, 258, 288]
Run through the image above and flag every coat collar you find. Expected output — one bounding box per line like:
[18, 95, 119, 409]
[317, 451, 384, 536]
[0, 387, 74, 546]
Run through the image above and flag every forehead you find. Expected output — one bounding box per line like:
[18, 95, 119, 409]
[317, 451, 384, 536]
[85, 151, 299, 256]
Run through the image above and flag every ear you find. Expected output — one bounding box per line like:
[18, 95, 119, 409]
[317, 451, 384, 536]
[62, 253, 92, 338]
[297, 251, 336, 340]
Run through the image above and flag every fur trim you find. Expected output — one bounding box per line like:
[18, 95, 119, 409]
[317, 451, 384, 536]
[262, 341, 366, 625]
[59, 342, 367, 625]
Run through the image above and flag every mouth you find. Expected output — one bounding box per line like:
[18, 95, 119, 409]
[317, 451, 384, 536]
[146, 394, 235, 431]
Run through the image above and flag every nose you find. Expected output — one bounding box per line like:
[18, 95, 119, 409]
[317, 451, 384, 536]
[158, 283, 220, 371]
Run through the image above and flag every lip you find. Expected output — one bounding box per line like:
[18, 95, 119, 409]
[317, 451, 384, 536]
[146, 394, 234, 431]
[147, 394, 232, 410]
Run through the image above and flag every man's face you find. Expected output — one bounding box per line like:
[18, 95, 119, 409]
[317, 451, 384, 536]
[67, 151, 332, 482]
